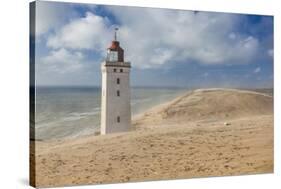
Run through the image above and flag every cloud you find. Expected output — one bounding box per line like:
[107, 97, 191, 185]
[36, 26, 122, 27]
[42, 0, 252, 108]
[267, 49, 273, 57]
[253, 67, 261, 73]
[203, 72, 209, 77]
[40, 48, 85, 74]
[47, 12, 112, 51]
[108, 8, 260, 68]
[35, 1, 76, 37]
[43, 7, 263, 70]
[228, 33, 236, 40]
[33, 2, 273, 87]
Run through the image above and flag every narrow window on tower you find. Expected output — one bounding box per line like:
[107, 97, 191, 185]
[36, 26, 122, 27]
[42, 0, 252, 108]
[120, 69, 123, 73]
[117, 78, 120, 84]
[117, 90, 120, 96]
[113, 68, 116, 72]
[117, 116, 120, 123]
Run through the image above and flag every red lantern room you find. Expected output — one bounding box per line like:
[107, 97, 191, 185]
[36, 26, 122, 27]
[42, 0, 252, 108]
[106, 28, 124, 62]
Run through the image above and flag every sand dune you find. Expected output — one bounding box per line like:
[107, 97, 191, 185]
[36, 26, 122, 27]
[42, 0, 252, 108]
[31, 88, 273, 187]
[133, 88, 273, 127]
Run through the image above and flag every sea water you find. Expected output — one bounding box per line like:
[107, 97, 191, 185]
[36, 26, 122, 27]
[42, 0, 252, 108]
[34, 86, 187, 140]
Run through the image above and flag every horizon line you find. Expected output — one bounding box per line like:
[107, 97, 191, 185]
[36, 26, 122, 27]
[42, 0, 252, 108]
[31, 85, 273, 90]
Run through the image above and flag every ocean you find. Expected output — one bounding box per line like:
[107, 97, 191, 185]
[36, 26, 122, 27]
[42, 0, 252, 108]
[34, 87, 187, 140]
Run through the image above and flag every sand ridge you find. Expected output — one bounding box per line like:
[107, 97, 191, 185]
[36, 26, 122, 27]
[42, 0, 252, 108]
[133, 88, 273, 127]
[31, 88, 273, 187]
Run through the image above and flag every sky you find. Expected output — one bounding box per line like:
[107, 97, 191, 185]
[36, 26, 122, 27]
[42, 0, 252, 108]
[34, 1, 274, 88]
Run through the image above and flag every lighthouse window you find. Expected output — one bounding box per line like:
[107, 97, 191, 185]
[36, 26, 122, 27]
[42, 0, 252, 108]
[117, 116, 120, 123]
[117, 78, 120, 84]
[113, 68, 116, 72]
[117, 90, 120, 96]
[120, 69, 123, 72]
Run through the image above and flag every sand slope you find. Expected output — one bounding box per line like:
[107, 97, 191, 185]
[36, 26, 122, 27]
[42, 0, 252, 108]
[133, 88, 273, 127]
[31, 89, 273, 187]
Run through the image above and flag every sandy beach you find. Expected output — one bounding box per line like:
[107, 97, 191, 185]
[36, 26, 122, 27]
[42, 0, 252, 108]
[30, 88, 273, 187]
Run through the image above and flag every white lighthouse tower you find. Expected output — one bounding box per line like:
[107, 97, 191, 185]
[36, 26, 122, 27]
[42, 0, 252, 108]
[100, 28, 131, 135]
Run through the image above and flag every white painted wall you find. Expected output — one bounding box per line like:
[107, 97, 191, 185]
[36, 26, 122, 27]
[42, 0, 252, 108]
[101, 61, 131, 134]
